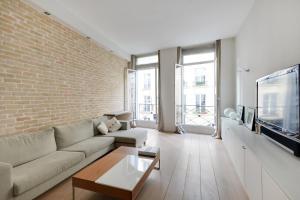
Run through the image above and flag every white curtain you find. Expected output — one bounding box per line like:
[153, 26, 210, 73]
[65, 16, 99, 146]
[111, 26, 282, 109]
[157, 50, 164, 131]
[214, 40, 222, 138]
[157, 47, 181, 132]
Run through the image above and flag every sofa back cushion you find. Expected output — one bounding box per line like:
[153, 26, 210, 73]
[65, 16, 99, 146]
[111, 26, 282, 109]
[54, 119, 94, 149]
[92, 116, 109, 135]
[0, 128, 56, 167]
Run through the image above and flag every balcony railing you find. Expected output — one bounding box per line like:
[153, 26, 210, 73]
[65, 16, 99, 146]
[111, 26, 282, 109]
[137, 104, 157, 121]
[135, 104, 214, 126]
[176, 105, 215, 126]
[195, 81, 206, 86]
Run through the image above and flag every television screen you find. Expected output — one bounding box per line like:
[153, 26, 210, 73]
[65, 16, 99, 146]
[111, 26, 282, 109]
[257, 65, 299, 136]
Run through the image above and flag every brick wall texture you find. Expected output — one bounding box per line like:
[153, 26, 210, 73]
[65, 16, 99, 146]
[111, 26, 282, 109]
[0, 0, 127, 135]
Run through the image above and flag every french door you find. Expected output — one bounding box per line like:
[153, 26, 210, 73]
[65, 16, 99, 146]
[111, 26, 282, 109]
[176, 51, 216, 129]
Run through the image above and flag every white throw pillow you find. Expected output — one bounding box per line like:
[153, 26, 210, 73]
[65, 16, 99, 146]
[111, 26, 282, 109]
[97, 122, 108, 135]
[106, 117, 122, 132]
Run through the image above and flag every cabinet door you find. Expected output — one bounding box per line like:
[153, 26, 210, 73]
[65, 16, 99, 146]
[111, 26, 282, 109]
[222, 123, 245, 186]
[262, 169, 289, 200]
[222, 125, 230, 149]
[230, 135, 245, 185]
[245, 148, 262, 200]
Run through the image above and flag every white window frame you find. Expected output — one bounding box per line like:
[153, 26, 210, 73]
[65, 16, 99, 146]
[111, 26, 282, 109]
[134, 52, 159, 125]
[180, 44, 216, 128]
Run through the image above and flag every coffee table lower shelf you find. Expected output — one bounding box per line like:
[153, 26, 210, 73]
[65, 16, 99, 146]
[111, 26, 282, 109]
[72, 147, 160, 200]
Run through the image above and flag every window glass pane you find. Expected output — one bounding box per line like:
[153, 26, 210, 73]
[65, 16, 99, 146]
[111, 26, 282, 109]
[136, 68, 157, 121]
[183, 52, 214, 64]
[136, 55, 158, 65]
[128, 70, 136, 119]
[181, 63, 215, 126]
[144, 73, 151, 89]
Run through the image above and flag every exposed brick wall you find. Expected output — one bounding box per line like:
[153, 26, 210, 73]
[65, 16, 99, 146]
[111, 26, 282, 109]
[0, 0, 127, 135]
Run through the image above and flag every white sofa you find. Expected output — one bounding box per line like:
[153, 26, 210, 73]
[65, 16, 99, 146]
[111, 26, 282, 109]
[0, 117, 147, 200]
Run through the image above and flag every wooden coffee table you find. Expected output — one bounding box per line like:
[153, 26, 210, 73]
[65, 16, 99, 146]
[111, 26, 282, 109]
[72, 146, 160, 200]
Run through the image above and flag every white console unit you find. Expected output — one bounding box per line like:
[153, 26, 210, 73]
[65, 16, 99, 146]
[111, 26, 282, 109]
[222, 117, 300, 200]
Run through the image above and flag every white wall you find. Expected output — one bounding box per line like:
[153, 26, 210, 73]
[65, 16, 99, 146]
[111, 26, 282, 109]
[159, 47, 177, 132]
[236, 0, 300, 107]
[220, 38, 236, 113]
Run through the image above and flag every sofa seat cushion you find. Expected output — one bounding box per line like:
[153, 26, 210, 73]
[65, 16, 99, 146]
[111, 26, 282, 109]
[0, 128, 56, 167]
[12, 151, 85, 196]
[54, 119, 94, 149]
[61, 137, 115, 157]
[101, 128, 147, 147]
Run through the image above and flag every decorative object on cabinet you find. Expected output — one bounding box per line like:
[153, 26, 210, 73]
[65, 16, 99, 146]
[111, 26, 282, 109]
[245, 107, 255, 131]
[255, 123, 261, 134]
[238, 120, 243, 125]
[224, 108, 235, 117]
[229, 111, 238, 120]
[237, 105, 245, 122]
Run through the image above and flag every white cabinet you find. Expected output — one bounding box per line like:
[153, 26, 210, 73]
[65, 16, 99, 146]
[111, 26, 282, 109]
[232, 135, 245, 185]
[245, 148, 262, 200]
[262, 169, 289, 200]
[222, 118, 291, 200]
[222, 122, 245, 186]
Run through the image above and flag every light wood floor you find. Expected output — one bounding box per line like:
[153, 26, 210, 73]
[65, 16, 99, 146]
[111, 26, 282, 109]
[35, 130, 248, 200]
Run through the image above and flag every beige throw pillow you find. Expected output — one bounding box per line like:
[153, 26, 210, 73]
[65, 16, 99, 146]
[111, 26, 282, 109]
[106, 117, 122, 132]
[97, 122, 108, 135]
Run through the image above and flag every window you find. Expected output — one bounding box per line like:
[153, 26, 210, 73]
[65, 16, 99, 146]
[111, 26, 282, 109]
[144, 73, 151, 90]
[144, 96, 152, 112]
[183, 95, 187, 112]
[136, 68, 157, 121]
[183, 80, 188, 88]
[127, 70, 136, 119]
[183, 52, 214, 64]
[196, 94, 206, 113]
[177, 45, 215, 126]
[136, 55, 158, 65]
[195, 75, 205, 86]
[133, 53, 158, 122]
[196, 94, 200, 112]
[201, 94, 206, 113]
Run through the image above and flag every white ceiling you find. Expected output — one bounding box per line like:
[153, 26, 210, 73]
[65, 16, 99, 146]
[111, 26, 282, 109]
[28, 0, 255, 60]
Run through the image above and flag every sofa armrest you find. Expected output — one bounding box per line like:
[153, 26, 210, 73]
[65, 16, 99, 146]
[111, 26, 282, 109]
[0, 162, 13, 200]
[119, 120, 131, 130]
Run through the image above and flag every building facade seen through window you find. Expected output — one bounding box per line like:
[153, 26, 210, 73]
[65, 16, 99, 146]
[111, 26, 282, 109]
[176, 49, 215, 126]
[135, 54, 158, 121]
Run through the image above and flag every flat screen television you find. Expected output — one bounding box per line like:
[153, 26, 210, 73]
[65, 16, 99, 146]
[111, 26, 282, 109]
[256, 64, 300, 156]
